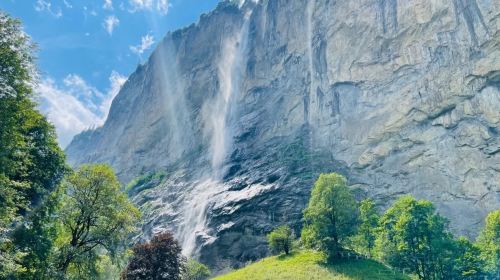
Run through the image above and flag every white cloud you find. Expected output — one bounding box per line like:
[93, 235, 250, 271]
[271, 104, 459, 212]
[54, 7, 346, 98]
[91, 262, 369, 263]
[34, 0, 63, 18]
[129, 0, 153, 11]
[37, 79, 102, 147]
[156, 0, 169, 15]
[62, 74, 104, 113]
[103, 15, 119, 35]
[128, 0, 169, 15]
[103, 0, 113, 10]
[63, 0, 72, 9]
[100, 71, 127, 120]
[36, 72, 127, 148]
[130, 34, 155, 55]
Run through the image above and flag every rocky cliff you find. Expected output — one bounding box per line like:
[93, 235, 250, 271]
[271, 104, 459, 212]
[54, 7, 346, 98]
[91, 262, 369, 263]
[66, 0, 500, 270]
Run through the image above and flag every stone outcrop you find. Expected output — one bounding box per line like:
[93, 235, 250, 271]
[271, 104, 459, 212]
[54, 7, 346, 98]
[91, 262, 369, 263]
[66, 0, 500, 270]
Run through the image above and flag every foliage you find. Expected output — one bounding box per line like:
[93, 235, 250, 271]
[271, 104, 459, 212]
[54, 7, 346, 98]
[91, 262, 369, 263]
[125, 171, 166, 196]
[10, 186, 63, 279]
[54, 164, 140, 278]
[0, 11, 66, 278]
[449, 237, 485, 279]
[375, 195, 456, 280]
[268, 225, 294, 255]
[350, 199, 379, 257]
[301, 173, 359, 261]
[476, 210, 500, 278]
[183, 259, 211, 280]
[121, 232, 185, 280]
[213, 250, 409, 280]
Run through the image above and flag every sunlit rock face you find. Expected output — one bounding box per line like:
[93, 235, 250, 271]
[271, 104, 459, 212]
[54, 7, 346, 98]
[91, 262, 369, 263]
[66, 0, 500, 270]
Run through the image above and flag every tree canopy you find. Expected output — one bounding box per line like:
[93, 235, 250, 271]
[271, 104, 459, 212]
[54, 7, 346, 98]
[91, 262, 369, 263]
[476, 210, 500, 278]
[0, 11, 66, 278]
[267, 225, 294, 255]
[54, 164, 140, 277]
[350, 199, 379, 257]
[121, 232, 185, 280]
[376, 195, 456, 279]
[301, 173, 359, 261]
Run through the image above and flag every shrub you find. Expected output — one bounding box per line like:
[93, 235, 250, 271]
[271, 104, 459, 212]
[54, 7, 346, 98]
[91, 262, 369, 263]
[184, 259, 211, 280]
[267, 225, 294, 255]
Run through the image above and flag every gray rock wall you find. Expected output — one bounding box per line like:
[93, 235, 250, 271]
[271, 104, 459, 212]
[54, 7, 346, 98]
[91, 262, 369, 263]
[66, 0, 500, 270]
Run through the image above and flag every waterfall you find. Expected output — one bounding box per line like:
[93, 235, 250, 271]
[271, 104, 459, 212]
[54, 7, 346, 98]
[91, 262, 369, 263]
[178, 178, 219, 258]
[177, 8, 253, 258]
[307, 0, 316, 123]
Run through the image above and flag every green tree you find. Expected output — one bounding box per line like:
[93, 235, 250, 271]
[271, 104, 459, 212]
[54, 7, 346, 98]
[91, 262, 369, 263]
[350, 199, 379, 257]
[184, 259, 211, 280]
[476, 210, 500, 278]
[0, 11, 66, 278]
[301, 173, 359, 261]
[267, 225, 294, 255]
[54, 164, 140, 278]
[10, 187, 63, 279]
[449, 237, 485, 279]
[376, 195, 454, 280]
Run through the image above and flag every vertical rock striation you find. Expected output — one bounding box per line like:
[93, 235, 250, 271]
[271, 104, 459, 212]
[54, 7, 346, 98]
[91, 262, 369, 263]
[66, 0, 500, 270]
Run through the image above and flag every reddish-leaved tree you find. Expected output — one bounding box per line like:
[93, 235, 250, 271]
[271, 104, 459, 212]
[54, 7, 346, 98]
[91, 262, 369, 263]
[121, 232, 185, 280]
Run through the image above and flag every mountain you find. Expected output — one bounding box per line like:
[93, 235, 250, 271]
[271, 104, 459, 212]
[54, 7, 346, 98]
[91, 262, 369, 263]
[66, 0, 500, 270]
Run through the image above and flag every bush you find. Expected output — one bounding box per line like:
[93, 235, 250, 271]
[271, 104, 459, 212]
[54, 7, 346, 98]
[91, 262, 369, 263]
[184, 259, 211, 280]
[267, 225, 294, 255]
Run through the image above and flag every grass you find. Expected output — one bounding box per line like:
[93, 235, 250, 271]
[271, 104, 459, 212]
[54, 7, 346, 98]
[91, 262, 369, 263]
[212, 250, 410, 280]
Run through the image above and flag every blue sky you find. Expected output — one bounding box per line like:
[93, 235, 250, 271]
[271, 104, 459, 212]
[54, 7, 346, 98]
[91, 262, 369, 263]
[0, 0, 220, 147]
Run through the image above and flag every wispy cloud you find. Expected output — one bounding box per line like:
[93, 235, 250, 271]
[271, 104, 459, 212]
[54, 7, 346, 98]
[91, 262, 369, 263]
[36, 72, 127, 147]
[103, 0, 113, 10]
[130, 34, 155, 55]
[129, 0, 153, 11]
[37, 78, 102, 147]
[100, 71, 127, 120]
[63, 0, 72, 9]
[103, 15, 119, 35]
[34, 0, 63, 18]
[128, 0, 169, 15]
[157, 0, 169, 15]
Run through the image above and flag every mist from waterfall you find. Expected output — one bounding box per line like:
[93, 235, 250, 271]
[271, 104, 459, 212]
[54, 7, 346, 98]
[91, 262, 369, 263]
[155, 41, 192, 161]
[178, 8, 254, 258]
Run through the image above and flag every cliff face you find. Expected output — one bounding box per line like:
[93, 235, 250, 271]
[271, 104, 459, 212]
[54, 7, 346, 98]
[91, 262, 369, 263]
[66, 0, 500, 270]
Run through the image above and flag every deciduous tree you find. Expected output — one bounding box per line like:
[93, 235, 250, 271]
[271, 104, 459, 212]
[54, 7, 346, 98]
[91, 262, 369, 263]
[0, 11, 66, 278]
[301, 173, 359, 261]
[267, 225, 293, 255]
[121, 232, 185, 280]
[54, 164, 140, 277]
[476, 210, 500, 279]
[376, 195, 454, 280]
[350, 199, 379, 257]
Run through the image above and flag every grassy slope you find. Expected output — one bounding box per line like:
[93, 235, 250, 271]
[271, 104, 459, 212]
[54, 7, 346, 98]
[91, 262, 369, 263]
[213, 250, 410, 280]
